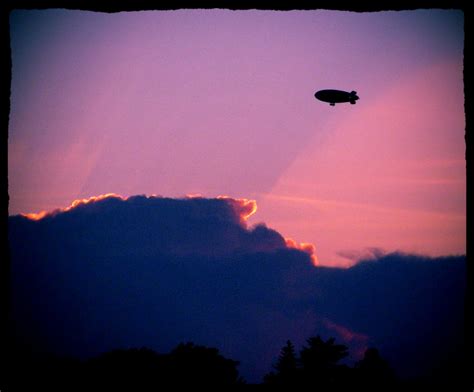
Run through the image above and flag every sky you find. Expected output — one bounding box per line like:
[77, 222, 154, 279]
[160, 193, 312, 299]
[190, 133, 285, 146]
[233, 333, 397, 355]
[8, 9, 465, 266]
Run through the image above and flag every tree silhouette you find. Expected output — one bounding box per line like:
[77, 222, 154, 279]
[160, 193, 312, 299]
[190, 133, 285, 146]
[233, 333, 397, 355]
[264, 340, 299, 385]
[83, 343, 243, 389]
[354, 347, 396, 390]
[168, 342, 244, 386]
[265, 336, 352, 387]
[276, 340, 298, 376]
[299, 335, 349, 388]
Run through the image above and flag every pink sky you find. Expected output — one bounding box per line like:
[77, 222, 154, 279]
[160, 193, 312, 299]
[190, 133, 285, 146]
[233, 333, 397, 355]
[8, 9, 465, 266]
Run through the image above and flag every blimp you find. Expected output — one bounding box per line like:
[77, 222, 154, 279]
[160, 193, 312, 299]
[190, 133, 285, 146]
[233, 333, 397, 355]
[314, 89, 359, 106]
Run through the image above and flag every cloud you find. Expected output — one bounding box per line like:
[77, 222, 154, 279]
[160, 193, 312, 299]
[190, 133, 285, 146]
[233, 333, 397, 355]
[320, 318, 369, 360]
[8, 194, 465, 383]
[15, 194, 314, 261]
[285, 238, 318, 266]
[336, 247, 387, 263]
[20, 193, 123, 220]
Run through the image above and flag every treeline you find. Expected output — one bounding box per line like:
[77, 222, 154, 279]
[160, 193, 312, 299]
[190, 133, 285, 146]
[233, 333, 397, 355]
[6, 336, 458, 390]
[5, 338, 396, 390]
[264, 336, 396, 390]
[5, 342, 244, 391]
[0, 336, 464, 392]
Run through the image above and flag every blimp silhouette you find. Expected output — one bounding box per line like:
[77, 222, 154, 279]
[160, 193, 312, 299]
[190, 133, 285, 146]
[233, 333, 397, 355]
[315, 89, 359, 106]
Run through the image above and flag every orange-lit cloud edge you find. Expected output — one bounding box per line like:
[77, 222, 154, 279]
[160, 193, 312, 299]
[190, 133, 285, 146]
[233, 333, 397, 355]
[21, 193, 123, 221]
[21, 193, 318, 266]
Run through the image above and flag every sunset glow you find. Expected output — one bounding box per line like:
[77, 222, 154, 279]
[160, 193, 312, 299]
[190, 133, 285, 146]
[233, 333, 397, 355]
[21, 210, 49, 221]
[9, 9, 464, 266]
[285, 238, 318, 266]
[217, 195, 258, 223]
[7, 8, 466, 386]
[322, 318, 369, 359]
[21, 193, 123, 220]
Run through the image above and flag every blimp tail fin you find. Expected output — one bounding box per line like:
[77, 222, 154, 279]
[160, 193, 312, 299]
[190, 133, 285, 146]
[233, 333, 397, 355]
[350, 91, 357, 95]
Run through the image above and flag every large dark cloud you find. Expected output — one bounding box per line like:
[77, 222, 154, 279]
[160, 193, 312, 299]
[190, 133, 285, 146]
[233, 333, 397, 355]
[8, 195, 465, 383]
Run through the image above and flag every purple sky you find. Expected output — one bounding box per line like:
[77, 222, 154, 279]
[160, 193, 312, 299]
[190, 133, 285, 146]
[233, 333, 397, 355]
[9, 9, 465, 266]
